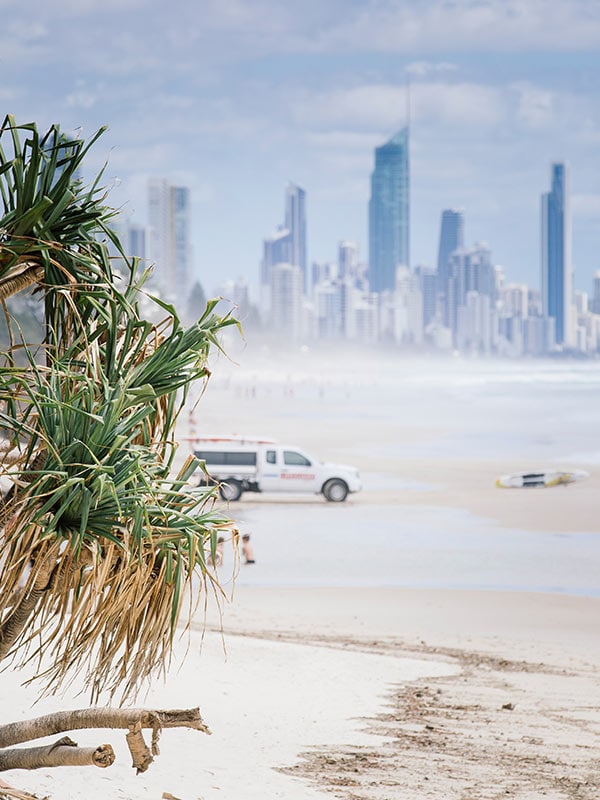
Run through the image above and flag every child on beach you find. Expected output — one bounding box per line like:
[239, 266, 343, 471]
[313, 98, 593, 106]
[241, 533, 255, 564]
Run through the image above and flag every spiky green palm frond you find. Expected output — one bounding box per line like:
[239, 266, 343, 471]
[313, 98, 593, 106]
[0, 119, 240, 702]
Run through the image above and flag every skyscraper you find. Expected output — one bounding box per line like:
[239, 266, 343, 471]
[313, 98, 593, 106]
[541, 163, 572, 346]
[437, 209, 464, 293]
[414, 265, 437, 328]
[591, 270, 600, 315]
[368, 128, 409, 293]
[126, 223, 147, 262]
[285, 183, 307, 291]
[338, 241, 359, 281]
[171, 186, 191, 305]
[261, 184, 307, 298]
[148, 178, 171, 279]
[148, 178, 191, 308]
[271, 262, 303, 342]
[261, 228, 292, 286]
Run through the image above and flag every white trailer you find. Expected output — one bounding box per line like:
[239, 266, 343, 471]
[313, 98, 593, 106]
[190, 435, 362, 502]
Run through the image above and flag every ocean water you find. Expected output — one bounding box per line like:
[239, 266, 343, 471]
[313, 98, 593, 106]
[201, 356, 600, 597]
[237, 355, 600, 464]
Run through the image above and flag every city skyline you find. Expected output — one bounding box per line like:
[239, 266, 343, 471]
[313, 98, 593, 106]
[134, 147, 600, 358]
[249, 141, 599, 355]
[4, 1, 600, 296]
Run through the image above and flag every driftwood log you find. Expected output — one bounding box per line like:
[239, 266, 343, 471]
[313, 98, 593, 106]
[0, 707, 210, 783]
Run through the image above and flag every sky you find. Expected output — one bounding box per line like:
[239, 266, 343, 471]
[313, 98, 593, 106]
[2, 0, 600, 298]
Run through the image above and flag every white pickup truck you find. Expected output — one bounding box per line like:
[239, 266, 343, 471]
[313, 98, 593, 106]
[191, 435, 361, 502]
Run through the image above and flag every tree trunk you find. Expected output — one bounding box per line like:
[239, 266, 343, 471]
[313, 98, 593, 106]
[0, 560, 55, 662]
[0, 708, 209, 750]
[0, 737, 114, 771]
[0, 707, 210, 788]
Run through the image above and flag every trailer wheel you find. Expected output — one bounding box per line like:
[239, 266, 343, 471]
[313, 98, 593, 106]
[322, 478, 349, 502]
[219, 479, 243, 502]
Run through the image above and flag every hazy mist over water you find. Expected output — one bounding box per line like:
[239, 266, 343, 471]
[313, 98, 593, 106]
[199, 344, 600, 597]
[210, 342, 600, 463]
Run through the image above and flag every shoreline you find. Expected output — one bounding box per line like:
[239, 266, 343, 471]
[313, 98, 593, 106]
[205, 585, 600, 669]
[200, 584, 600, 798]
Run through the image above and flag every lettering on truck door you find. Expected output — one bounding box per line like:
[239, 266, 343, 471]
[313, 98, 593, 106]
[277, 448, 319, 494]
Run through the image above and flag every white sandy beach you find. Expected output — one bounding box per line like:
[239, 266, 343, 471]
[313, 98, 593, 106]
[4, 587, 600, 799]
[2, 347, 600, 799]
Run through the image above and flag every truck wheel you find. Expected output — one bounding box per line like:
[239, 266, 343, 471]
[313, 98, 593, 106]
[219, 480, 243, 502]
[323, 478, 349, 502]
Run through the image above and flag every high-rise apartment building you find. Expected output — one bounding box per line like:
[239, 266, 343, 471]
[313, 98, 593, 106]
[171, 186, 191, 302]
[148, 178, 170, 275]
[592, 271, 600, 315]
[338, 241, 359, 281]
[368, 129, 409, 293]
[261, 184, 307, 301]
[118, 223, 147, 262]
[271, 263, 303, 342]
[501, 284, 529, 318]
[436, 209, 465, 328]
[285, 183, 307, 291]
[541, 163, 572, 346]
[314, 281, 343, 339]
[261, 229, 292, 285]
[414, 265, 437, 328]
[148, 178, 191, 309]
[437, 209, 464, 293]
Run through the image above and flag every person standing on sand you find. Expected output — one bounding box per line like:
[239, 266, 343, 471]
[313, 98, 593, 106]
[241, 533, 255, 564]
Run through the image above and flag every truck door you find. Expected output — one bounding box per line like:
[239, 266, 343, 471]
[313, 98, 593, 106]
[269, 447, 320, 494]
[258, 447, 281, 493]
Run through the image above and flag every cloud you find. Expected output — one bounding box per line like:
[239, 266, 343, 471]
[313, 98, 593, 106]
[512, 82, 556, 129]
[305, 131, 382, 151]
[316, 0, 600, 53]
[293, 81, 507, 133]
[572, 194, 600, 218]
[414, 81, 507, 127]
[5, 0, 599, 83]
[66, 88, 98, 110]
[29, 0, 145, 14]
[406, 61, 458, 77]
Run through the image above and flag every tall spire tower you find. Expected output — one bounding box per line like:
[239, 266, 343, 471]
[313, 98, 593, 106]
[368, 126, 410, 294]
[541, 162, 572, 346]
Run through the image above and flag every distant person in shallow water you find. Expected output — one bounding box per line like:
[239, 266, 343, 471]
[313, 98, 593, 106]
[241, 533, 255, 564]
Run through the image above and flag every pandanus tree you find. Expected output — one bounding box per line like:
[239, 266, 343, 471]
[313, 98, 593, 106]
[0, 116, 237, 798]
